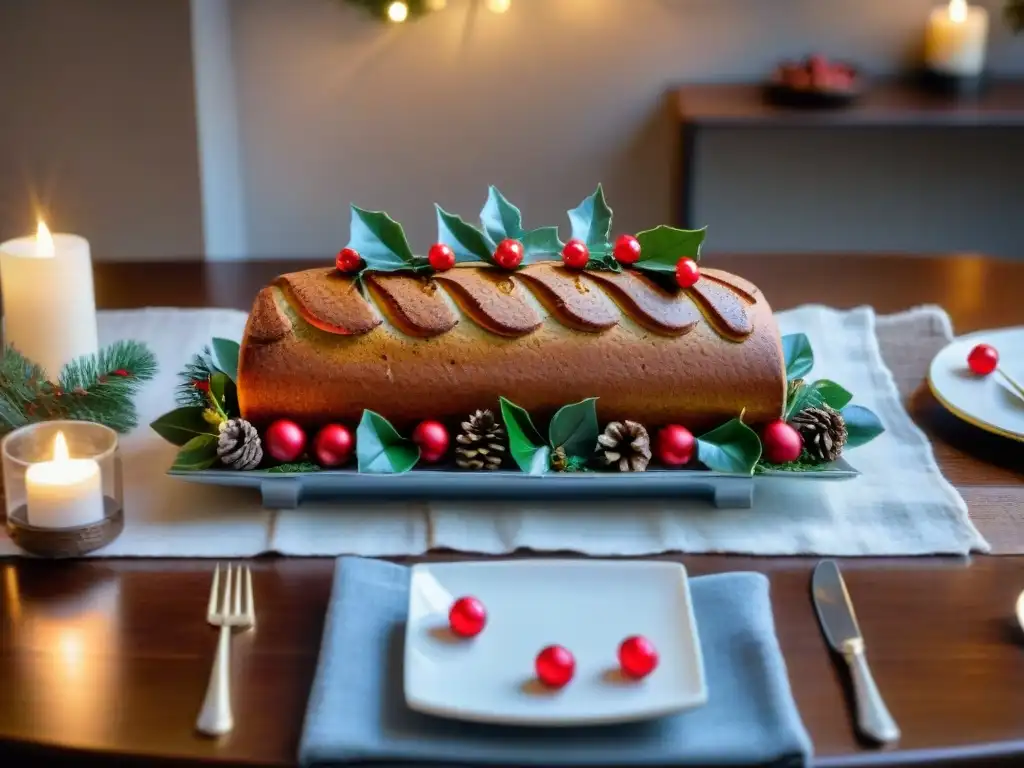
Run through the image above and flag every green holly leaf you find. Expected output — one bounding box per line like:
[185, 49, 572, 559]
[347, 205, 416, 272]
[585, 254, 622, 272]
[696, 418, 762, 475]
[499, 396, 550, 475]
[171, 433, 219, 471]
[567, 184, 613, 253]
[782, 333, 813, 381]
[520, 226, 563, 262]
[548, 397, 599, 459]
[784, 379, 853, 419]
[480, 186, 525, 244]
[356, 410, 420, 474]
[151, 406, 217, 446]
[633, 225, 707, 273]
[267, 461, 322, 473]
[841, 405, 885, 448]
[436, 205, 493, 264]
[211, 338, 240, 383]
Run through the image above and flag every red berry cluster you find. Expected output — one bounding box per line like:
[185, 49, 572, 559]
[559, 235, 699, 289]
[262, 418, 451, 467]
[446, 596, 659, 689]
[656, 419, 802, 467]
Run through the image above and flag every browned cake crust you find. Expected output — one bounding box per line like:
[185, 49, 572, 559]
[237, 263, 786, 433]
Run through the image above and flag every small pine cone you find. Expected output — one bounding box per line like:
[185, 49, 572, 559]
[217, 418, 263, 470]
[455, 409, 506, 471]
[596, 420, 652, 472]
[790, 405, 847, 463]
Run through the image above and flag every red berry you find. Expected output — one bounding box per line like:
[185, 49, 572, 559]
[761, 419, 803, 464]
[448, 596, 487, 637]
[656, 424, 695, 467]
[193, 379, 210, 392]
[112, 368, 130, 377]
[675, 257, 700, 289]
[428, 243, 456, 272]
[535, 645, 575, 688]
[967, 343, 999, 376]
[493, 239, 524, 270]
[613, 234, 641, 265]
[336, 247, 362, 273]
[313, 424, 354, 468]
[618, 635, 659, 679]
[561, 239, 590, 270]
[412, 420, 449, 463]
[265, 419, 307, 463]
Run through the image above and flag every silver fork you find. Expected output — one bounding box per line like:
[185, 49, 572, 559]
[196, 564, 255, 737]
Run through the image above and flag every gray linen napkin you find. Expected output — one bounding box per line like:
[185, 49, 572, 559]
[299, 557, 812, 767]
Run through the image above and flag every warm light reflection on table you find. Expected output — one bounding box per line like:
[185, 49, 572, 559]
[3, 564, 121, 737]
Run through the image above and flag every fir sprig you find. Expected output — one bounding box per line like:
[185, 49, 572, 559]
[176, 346, 219, 407]
[0, 341, 158, 436]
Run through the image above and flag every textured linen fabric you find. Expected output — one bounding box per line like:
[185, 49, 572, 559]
[298, 557, 812, 767]
[0, 305, 987, 557]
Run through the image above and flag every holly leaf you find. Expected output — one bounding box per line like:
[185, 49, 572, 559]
[356, 410, 420, 474]
[633, 225, 707, 273]
[841, 405, 885, 448]
[151, 406, 216, 446]
[480, 186, 525, 244]
[520, 226, 563, 262]
[211, 338, 240, 383]
[567, 184, 613, 253]
[784, 379, 853, 419]
[499, 396, 549, 475]
[267, 461, 322, 473]
[171, 433, 219, 471]
[548, 397, 599, 459]
[347, 205, 415, 272]
[696, 418, 762, 475]
[585, 253, 622, 272]
[781, 333, 813, 381]
[436, 205, 493, 264]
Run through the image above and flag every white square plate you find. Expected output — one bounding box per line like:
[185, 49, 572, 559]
[403, 560, 707, 726]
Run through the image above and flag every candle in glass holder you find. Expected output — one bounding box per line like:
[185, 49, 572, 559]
[0, 221, 98, 378]
[25, 431, 105, 529]
[924, 0, 989, 77]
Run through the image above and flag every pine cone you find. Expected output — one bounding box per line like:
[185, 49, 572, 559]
[455, 409, 506, 470]
[217, 418, 263, 470]
[790, 405, 847, 463]
[596, 420, 651, 472]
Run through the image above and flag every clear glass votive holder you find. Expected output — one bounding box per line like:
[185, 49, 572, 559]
[2, 420, 124, 557]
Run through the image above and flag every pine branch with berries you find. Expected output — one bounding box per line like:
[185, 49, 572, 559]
[0, 341, 158, 437]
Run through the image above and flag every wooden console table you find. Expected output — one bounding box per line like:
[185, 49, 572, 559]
[674, 80, 1024, 228]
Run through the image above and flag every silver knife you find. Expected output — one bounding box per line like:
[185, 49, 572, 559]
[812, 559, 900, 744]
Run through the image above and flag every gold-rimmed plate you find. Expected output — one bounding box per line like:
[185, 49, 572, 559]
[927, 327, 1024, 442]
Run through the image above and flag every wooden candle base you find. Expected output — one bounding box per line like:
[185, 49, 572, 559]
[6, 498, 123, 558]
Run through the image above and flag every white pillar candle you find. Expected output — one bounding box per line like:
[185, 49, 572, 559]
[924, 0, 989, 77]
[0, 221, 98, 378]
[25, 431, 105, 529]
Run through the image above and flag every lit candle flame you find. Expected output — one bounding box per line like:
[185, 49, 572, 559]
[486, 0, 511, 13]
[949, 0, 968, 23]
[386, 1, 408, 21]
[36, 220, 55, 258]
[52, 431, 70, 463]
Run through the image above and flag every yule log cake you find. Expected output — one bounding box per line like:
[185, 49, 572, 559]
[237, 188, 785, 434]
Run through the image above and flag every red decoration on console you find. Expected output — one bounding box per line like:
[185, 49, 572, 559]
[535, 644, 575, 688]
[967, 343, 999, 375]
[655, 425, 695, 467]
[561, 239, 590, 270]
[336, 247, 363, 273]
[762, 419, 803, 464]
[265, 419, 307, 463]
[448, 596, 487, 637]
[618, 635, 659, 679]
[674, 257, 700, 289]
[613, 234, 641, 265]
[428, 243, 456, 272]
[313, 423, 355, 467]
[413, 420, 450, 463]
[494, 239, 524, 270]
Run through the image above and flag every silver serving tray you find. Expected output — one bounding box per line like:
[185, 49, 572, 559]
[168, 457, 859, 510]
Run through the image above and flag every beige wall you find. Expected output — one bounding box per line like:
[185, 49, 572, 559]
[0, 0, 203, 261]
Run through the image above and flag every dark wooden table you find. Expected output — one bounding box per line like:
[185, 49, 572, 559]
[3, 254, 1024, 768]
[674, 80, 1024, 227]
